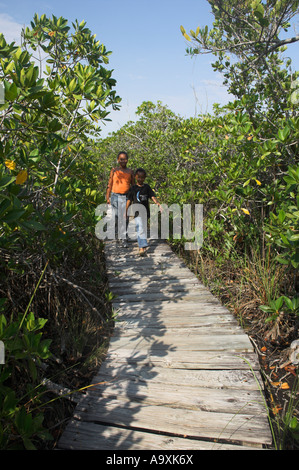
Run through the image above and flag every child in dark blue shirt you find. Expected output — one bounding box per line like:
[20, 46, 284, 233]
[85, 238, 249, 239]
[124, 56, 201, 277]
[126, 168, 161, 256]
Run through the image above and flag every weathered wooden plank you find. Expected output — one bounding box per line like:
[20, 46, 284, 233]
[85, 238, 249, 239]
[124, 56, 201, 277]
[105, 242, 172, 250]
[58, 420, 261, 450]
[113, 307, 243, 332]
[73, 397, 272, 446]
[108, 255, 185, 265]
[106, 251, 176, 260]
[113, 325, 244, 337]
[105, 244, 173, 252]
[113, 311, 231, 324]
[108, 333, 254, 353]
[108, 277, 203, 289]
[113, 313, 233, 327]
[112, 290, 214, 302]
[104, 349, 260, 370]
[115, 309, 235, 319]
[114, 317, 239, 331]
[105, 241, 180, 250]
[107, 269, 196, 280]
[108, 266, 190, 277]
[113, 314, 233, 326]
[88, 378, 266, 415]
[92, 362, 264, 391]
[113, 301, 229, 315]
[113, 298, 221, 308]
[113, 292, 218, 303]
[108, 256, 180, 265]
[110, 284, 207, 296]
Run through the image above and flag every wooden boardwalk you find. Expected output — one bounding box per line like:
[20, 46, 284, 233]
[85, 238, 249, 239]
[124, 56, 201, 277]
[58, 239, 273, 450]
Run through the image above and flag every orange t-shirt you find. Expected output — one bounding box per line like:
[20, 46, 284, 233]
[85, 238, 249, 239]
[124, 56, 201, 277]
[107, 168, 134, 196]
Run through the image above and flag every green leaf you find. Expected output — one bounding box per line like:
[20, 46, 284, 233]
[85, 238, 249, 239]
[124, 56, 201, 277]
[289, 417, 299, 430]
[3, 390, 17, 415]
[0, 175, 16, 188]
[15, 406, 32, 435]
[276, 255, 289, 265]
[20, 220, 46, 231]
[288, 233, 299, 241]
[265, 314, 279, 323]
[2, 209, 25, 224]
[23, 437, 37, 450]
[274, 296, 284, 311]
[68, 78, 77, 93]
[278, 126, 291, 142]
[4, 82, 18, 101]
[49, 118, 62, 132]
[259, 305, 273, 313]
[278, 210, 286, 223]
[291, 258, 299, 268]
[283, 296, 294, 310]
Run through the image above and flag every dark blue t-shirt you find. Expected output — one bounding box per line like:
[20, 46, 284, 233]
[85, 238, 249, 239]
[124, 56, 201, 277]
[127, 184, 155, 217]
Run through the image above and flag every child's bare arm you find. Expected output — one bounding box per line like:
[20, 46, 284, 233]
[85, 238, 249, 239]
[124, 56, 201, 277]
[106, 168, 114, 203]
[151, 196, 162, 211]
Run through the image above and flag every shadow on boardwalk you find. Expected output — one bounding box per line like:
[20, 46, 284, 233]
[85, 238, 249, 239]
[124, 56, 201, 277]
[58, 239, 273, 450]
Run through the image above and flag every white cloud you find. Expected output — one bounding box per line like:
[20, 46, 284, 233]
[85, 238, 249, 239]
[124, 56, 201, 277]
[0, 13, 22, 44]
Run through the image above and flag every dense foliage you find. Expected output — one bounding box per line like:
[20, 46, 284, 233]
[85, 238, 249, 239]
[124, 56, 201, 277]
[0, 14, 119, 449]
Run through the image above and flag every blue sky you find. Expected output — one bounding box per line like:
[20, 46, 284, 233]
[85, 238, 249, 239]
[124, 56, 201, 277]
[0, 0, 298, 137]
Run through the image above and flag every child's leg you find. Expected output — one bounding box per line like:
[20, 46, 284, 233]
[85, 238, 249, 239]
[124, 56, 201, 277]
[110, 192, 118, 240]
[110, 193, 127, 240]
[135, 216, 148, 248]
[117, 195, 127, 240]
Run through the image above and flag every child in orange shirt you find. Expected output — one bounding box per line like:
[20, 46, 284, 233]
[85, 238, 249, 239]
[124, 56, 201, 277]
[106, 152, 134, 245]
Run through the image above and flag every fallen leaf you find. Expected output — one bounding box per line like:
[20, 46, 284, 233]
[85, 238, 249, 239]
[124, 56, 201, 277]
[16, 169, 28, 185]
[241, 208, 250, 215]
[284, 365, 297, 377]
[272, 406, 282, 415]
